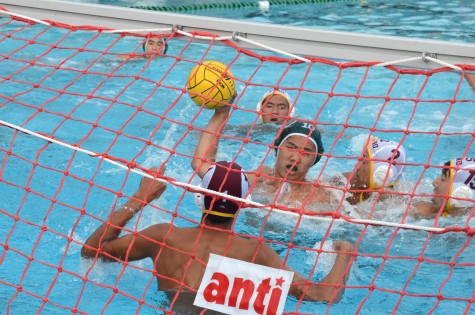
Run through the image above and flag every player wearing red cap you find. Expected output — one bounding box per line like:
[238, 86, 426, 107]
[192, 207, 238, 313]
[81, 164, 354, 312]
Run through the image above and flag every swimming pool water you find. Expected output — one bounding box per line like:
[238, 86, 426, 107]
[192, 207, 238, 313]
[0, 11, 474, 315]
[61, 0, 475, 43]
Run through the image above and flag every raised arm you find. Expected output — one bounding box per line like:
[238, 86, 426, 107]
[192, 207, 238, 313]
[291, 240, 353, 303]
[466, 73, 475, 92]
[256, 240, 353, 303]
[191, 105, 232, 178]
[81, 167, 166, 261]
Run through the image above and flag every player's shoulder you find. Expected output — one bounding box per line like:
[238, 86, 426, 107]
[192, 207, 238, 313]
[411, 202, 437, 218]
[249, 166, 272, 180]
[140, 223, 178, 238]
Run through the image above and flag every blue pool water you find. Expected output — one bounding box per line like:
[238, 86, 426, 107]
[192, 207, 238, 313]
[62, 0, 475, 43]
[0, 4, 475, 315]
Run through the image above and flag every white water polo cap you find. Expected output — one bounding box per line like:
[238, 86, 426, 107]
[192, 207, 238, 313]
[447, 158, 475, 209]
[142, 36, 168, 54]
[194, 161, 250, 218]
[367, 139, 406, 188]
[256, 89, 294, 122]
[274, 120, 324, 165]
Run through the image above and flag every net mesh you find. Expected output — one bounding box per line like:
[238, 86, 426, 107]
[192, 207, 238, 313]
[1, 6, 475, 315]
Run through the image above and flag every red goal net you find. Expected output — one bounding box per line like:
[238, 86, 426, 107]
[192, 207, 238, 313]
[1, 6, 474, 315]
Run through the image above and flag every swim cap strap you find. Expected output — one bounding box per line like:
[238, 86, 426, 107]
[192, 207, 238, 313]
[446, 158, 475, 210]
[202, 209, 236, 218]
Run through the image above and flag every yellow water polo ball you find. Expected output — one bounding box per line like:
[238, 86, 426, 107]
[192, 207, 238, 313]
[187, 61, 235, 109]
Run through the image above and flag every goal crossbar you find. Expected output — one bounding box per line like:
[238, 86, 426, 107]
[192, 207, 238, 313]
[1, 0, 474, 70]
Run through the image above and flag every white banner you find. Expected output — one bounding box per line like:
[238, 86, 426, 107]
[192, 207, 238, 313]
[194, 254, 294, 315]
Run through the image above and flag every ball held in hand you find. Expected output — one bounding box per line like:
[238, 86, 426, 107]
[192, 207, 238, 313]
[187, 61, 235, 109]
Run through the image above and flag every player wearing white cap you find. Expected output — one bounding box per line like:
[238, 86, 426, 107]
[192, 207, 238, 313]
[342, 138, 407, 205]
[412, 157, 475, 218]
[466, 73, 475, 92]
[142, 36, 168, 56]
[256, 89, 295, 124]
[122, 35, 168, 60]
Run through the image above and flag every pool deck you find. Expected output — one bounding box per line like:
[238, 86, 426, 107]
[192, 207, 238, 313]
[1, 0, 475, 70]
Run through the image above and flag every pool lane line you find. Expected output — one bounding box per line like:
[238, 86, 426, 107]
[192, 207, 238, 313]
[129, 0, 357, 13]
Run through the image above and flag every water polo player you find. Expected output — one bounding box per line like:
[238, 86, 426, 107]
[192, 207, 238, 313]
[343, 138, 407, 205]
[82, 163, 354, 311]
[122, 35, 168, 60]
[256, 89, 294, 124]
[142, 36, 168, 56]
[413, 157, 475, 218]
[192, 105, 335, 209]
[194, 161, 250, 223]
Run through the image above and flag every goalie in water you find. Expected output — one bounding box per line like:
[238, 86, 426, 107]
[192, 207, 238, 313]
[122, 35, 168, 60]
[81, 162, 354, 313]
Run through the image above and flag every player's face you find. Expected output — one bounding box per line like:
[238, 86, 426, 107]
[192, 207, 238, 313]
[261, 95, 290, 124]
[275, 135, 316, 181]
[431, 171, 451, 210]
[349, 151, 371, 189]
[145, 38, 165, 56]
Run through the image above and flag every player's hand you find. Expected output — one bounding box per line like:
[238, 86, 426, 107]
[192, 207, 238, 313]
[229, 90, 238, 104]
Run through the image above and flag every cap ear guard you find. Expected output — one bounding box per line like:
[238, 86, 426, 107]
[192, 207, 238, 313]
[194, 189, 204, 210]
[367, 139, 406, 188]
[446, 158, 475, 210]
[450, 185, 474, 208]
[372, 164, 395, 188]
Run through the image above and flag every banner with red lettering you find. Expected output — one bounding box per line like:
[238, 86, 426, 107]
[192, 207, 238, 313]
[194, 254, 294, 315]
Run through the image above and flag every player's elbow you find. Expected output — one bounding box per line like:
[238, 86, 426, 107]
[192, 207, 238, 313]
[191, 158, 212, 178]
[298, 284, 345, 303]
[191, 158, 200, 171]
[81, 242, 115, 261]
[320, 287, 344, 303]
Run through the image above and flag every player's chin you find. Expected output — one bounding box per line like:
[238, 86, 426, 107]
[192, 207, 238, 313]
[286, 169, 306, 181]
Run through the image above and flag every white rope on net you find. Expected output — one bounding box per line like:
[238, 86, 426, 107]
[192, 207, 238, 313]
[374, 56, 422, 68]
[0, 9, 462, 234]
[0, 119, 447, 234]
[0, 8, 461, 73]
[176, 29, 310, 62]
[0, 9, 50, 26]
[234, 34, 312, 63]
[102, 27, 173, 34]
[375, 52, 463, 72]
[176, 29, 233, 41]
[423, 54, 463, 72]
